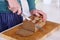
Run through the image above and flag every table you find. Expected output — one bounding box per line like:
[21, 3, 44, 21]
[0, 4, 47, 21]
[0, 33, 16, 40]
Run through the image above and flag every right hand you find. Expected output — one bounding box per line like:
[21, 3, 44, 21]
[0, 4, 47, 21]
[7, 0, 22, 15]
[30, 9, 47, 22]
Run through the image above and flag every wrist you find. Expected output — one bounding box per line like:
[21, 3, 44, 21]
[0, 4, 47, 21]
[30, 9, 36, 12]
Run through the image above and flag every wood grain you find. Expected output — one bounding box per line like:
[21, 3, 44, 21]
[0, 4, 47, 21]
[3, 21, 60, 40]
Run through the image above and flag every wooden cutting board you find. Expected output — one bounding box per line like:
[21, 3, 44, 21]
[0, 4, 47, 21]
[2, 21, 60, 40]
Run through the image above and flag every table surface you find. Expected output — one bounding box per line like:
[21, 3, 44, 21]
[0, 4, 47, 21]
[0, 33, 16, 40]
[2, 21, 60, 40]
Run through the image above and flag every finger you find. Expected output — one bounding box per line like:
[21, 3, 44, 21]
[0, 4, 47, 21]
[42, 13, 47, 22]
[17, 9, 21, 15]
[32, 11, 40, 17]
[42, 16, 47, 22]
[37, 10, 44, 15]
[8, 7, 15, 12]
[35, 12, 40, 17]
[37, 10, 47, 22]
[13, 8, 18, 13]
[8, 7, 13, 11]
[8, 7, 18, 13]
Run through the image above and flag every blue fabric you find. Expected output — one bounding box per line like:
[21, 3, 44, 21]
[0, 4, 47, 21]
[0, 12, 23, 32]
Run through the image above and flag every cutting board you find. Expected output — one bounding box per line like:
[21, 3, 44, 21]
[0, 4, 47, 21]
[2, 21, 60, 40]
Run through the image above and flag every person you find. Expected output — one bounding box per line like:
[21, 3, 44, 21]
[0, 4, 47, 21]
[0, 0, 47, 32]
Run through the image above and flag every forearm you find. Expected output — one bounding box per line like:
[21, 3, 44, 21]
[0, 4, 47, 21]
[27, 0, 36, 11]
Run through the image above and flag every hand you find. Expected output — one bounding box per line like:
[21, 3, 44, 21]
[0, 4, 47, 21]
[30, 9, 47, 22]
[7, 0, 21, 15]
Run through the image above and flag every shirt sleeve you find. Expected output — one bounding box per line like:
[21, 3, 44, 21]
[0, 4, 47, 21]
[27, 0, 36, 11]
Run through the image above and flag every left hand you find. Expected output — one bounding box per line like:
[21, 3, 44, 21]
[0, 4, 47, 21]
[30, 9, 47, 22]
